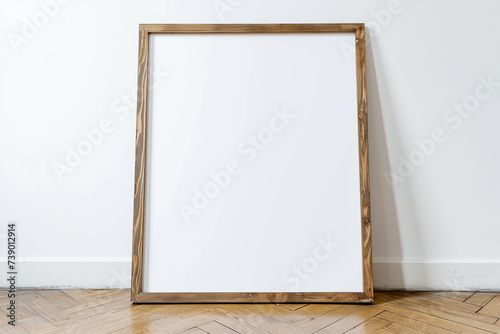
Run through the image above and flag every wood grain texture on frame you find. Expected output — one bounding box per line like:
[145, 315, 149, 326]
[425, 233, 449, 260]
[131, 24, 372, 304]
[131, 25, 149, 301]
[355, 25, 373, 302]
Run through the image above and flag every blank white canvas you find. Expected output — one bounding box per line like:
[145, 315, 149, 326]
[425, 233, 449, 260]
[143, 33, 363, 293]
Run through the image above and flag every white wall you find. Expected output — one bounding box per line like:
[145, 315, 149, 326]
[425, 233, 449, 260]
[1, 0, 499, 290]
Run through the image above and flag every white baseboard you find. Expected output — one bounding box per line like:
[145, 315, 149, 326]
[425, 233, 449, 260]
[373, 260, 500, 291]
[2, 259, 499, 290]
[1, 259, 131, 289]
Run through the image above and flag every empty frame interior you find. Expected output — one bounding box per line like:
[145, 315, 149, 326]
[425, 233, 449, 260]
[132, 24, 372, 303]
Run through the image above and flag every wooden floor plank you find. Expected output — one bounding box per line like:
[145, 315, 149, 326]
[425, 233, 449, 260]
[374, 293, 500, 331]
[6, 290, 500, 334]
[480, 295, 500, 318]
[197, 321, 239, 334]
[381, 291, 482, 313]
[46, 305, 165, 334]
[373, 329, 397, 334]
[61, 289, 96, 302]
[278, 304, 309, 311]
[384, 322, 428, 334]
[315, 308, 383, 334]
[376, 291, 429, 302]
[343, 317, 391, 334]
[285, 304, 344, 325]
[17, 291, 69, 323]
[62, 289, 128, 315]
[295, 305, 359, 332]
[235, 303, 338, 329]
[213, 305, 309, 334]
[432, 291, 475, 303]
[0, 324, 30, 334]
[376, 310, 457, 334]
[109, 310, 203, 334]
[466, 293, 499, 307]
[181, 328, 208, 334]
[373, 301, 498, 334]
[35, 290, 80, 309]
[158, 313, 227, 334]
[210, 306, 280, 334]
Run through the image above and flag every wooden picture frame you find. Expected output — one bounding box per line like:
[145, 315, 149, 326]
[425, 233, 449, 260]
[132, 24, 372, 304]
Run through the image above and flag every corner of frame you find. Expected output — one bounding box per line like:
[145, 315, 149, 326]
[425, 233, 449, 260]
[355, 24, 365, 41]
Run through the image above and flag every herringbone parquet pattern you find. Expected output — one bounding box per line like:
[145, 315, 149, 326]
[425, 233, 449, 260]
[2, 290, 500, 333]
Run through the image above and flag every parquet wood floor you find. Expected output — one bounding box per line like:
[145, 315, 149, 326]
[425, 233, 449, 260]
[2, 290, 500, 333]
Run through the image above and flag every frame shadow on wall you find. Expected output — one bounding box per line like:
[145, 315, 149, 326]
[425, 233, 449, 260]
[365, 29, 422, 289]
